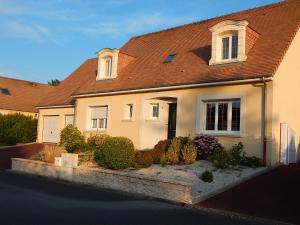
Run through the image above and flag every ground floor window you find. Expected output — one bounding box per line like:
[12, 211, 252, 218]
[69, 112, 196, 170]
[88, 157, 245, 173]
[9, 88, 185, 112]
[65, 114, 75, 126]
[204, 99, 240, 134]
[151, 103, 159, 119]
[90, 106, 108, 130]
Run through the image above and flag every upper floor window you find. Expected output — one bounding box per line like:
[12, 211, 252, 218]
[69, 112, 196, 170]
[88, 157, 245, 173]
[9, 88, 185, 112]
[222, 32, 238, 60]
[96, 48, 119, 80]
[209, 20, 248, 65]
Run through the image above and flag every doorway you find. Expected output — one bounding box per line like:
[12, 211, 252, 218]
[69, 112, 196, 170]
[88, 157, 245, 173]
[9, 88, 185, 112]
[168, 103, 177, 139]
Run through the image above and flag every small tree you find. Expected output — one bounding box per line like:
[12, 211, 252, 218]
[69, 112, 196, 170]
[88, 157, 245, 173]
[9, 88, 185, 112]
[48, 79, 60, 86]
[60, 125, 85, 153]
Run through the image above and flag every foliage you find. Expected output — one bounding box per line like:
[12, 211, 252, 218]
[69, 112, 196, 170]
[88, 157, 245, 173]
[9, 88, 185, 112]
[201, 170, 214, 183]
[181, 141, 197, 164]
[78, 151, 94, 165]
[38, 145, 66, 163]
[194, 134, 223, 159]
[94, 137, 135, 170]
[212, 150, 231, 169]
[60, 125, 85, 153]
[0, 113, 37, 146]
[240, 156, 264, 168]
[228, 142, 245, 166]
[153, 139, 171, 164]
[166, 137, 182, 164]
[133, 150, 154, 168]
[47, 79, 60, 86]
[87, 134, 111, 151]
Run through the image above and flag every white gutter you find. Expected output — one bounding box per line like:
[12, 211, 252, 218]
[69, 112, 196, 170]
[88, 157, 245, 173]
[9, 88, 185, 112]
[72, 77, 273, 98]
[36, 104, 74, 109]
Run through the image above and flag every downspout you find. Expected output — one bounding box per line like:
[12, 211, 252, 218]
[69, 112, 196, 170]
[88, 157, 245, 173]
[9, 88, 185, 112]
[261, 77, 267, 166]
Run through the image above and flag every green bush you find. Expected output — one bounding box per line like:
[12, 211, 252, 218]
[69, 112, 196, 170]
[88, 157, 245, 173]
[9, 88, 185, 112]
[201, 170, 214, 183]
[133, 150, 154, 168]
[153, 139, 171, 163]
[212, 150, 231, 169]
[166, 137, 182, 164]
[181, 141, 197, 164]
[60, 125, 85, 153]
[0, 113, 37, 146]
[94, 137, 135, 170]
[228, 142, 245, 166]
[87, 134, 111, 150]
[241, 156, 263, 168]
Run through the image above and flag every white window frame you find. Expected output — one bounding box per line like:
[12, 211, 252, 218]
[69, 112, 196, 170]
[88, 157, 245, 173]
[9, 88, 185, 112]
[65, 114, 75, 126]
[150, 103, 159, 120]
[123, 103, 134, 121]
[221, 33, 238, 62]
[90, 106, 108, 131]
[196, 95, 246, 137]
[104, 57, 112, 78]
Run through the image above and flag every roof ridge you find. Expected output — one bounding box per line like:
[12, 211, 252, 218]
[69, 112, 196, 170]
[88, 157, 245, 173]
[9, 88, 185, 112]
[130, 0, 285, 40]
[0, 75, 47, 86]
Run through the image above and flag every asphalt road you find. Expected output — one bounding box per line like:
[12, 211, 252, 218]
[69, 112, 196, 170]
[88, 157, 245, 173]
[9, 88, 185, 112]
[0, 170, 281, 225]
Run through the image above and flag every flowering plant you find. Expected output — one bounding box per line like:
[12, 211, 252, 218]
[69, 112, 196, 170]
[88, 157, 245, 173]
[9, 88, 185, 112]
[194, 134, 223, 159]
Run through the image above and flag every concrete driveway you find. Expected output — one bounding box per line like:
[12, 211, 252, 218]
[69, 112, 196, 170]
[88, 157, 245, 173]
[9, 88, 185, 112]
[0, 170, 285, 225]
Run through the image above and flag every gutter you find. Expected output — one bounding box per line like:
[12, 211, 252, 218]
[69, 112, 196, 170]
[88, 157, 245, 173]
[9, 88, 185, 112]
[72, 77, 273, 98]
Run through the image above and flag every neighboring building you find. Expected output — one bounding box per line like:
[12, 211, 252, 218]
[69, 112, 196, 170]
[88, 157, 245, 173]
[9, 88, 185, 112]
[0, 76, 53, 118]
[36, 0, 300, 165]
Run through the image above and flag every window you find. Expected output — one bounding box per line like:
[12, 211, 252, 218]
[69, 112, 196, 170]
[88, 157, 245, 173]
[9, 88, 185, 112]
[151, 104, 159, 119]
[204, 100, 240, 134]
[124, 104, 133, 120]
[104, 57, 112, 78]
[65, 115, 75, 126]
[1, 88, 10, 95]
[90, 106, 108, 130]
[221, 33, 238, 61]
[164, 53, 176, 63]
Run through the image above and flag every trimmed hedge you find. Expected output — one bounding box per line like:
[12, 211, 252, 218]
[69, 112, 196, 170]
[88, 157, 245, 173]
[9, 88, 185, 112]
[60, 125, 86, 153]
[0, 113, 37, 146]
[94, 137, 135, 170]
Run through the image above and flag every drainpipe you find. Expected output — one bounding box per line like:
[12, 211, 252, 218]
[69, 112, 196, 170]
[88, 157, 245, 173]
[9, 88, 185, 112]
[261, 77, 267, 166]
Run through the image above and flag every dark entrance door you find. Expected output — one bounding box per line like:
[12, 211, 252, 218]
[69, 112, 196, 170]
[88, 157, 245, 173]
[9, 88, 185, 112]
[168, 103, 177, 139]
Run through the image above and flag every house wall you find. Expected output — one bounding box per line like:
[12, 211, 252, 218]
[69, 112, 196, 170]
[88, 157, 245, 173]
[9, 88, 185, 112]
[75, 83, 265, 159]
[271, 28, 300, 164]
[0, 109, 37, 118]
[37, 107, 75, 143]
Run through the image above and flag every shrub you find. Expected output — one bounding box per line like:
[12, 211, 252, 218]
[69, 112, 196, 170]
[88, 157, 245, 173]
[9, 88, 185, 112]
[166, 137, 182, 164]
[201, 170, 214, 183]
[94, 137, 135, 170]
[194, 134, 223, 159]
[60, 125, 85, 153]
[39, 145, 67, 163]
[153, 139, 171, 163]
[212, 150, 231, 169]
[241, 156, 263, 168]
[0, 113, 37, 146]
[228, 142, 245, 166]
[181, 141, 197, 164]
[133, 150, 154, 168]
[87, 134, 111, 150]
[78, 151, 94, 165]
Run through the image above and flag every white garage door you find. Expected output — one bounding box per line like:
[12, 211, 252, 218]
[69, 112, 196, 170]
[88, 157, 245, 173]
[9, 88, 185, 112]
[43, 116, 59, 143]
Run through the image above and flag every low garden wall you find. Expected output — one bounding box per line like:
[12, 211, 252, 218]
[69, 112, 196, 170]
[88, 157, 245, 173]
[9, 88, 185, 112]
[11, 158, 193, 204]
[0, 143, 44, 169]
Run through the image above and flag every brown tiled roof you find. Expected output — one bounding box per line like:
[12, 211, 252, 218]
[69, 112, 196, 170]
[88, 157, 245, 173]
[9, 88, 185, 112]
[0, 76, 53, 113]
[39, 0, 300, 107]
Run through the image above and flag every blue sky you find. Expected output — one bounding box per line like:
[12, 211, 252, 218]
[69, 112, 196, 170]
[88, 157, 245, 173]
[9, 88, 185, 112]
[0, 0, 281, 83]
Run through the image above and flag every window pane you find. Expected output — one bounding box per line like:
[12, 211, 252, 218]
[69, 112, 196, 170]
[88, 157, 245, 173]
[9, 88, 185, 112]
[231, 101, 241, 131]
[129, 104, 133, 118]
[99, 119, 106, 129]
[92, 119, 97, 128]
[231, 34, 238, 59]
[222, 37, 229, 59]
[105, 58, 112, 77]
[65, 115, 74, 126]
[206, 103, 216, 130]
[218, 103, 228, 131]
[152, 104, 159, 118]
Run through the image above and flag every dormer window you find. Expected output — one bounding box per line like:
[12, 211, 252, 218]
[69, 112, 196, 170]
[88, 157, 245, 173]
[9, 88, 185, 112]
[222, 32, 238, 60]
[209, 20, 248, 66]
[96, 48, 119, 80]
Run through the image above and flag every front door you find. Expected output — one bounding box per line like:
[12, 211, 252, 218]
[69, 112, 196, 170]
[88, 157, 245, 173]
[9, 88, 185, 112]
[168, 103, 177, 139]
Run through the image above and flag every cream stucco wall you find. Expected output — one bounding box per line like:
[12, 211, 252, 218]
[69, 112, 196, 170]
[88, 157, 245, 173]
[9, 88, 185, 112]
[75, 83, 265, 158]
[271, 28, 300, 164]
[0, 109, 37, 118]
[37, 107, 75, 143]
